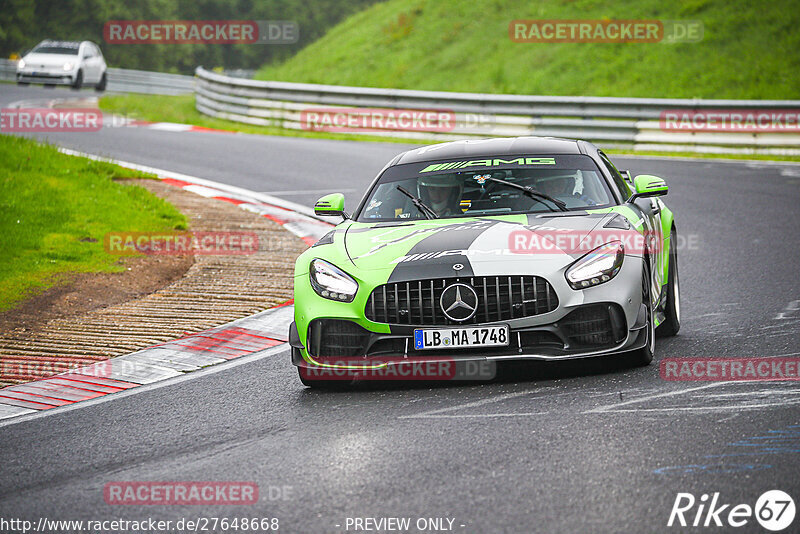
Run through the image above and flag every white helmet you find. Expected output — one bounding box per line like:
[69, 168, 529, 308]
[417, 174, 463, 214]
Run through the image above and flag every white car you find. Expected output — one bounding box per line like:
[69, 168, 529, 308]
[17, 40, 107, 91]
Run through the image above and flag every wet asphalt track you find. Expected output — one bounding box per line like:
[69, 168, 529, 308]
[1, 85, 799, 533]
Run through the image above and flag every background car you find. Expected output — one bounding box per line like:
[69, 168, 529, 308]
[290, 137, 681, 387]
[16, 40, 107, 90]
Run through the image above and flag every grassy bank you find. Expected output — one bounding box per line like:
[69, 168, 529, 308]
[0, 134, 187, 312]
[255, 0, 799, 99]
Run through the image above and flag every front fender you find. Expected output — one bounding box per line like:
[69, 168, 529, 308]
[658, 200, 675, 285]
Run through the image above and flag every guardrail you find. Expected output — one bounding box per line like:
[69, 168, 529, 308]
[195, 66, 800, 155]
[1, 59, 194, 95]
[105, 67, 194, 95]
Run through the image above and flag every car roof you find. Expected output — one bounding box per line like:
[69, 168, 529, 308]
[392, 136, 587, 165]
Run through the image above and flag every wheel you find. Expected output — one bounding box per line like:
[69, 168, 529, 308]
[94, 72, 107, 92]
[657, 228, 681, 337]
[71, 70, 83, 90]
[629, 260, 655, 366]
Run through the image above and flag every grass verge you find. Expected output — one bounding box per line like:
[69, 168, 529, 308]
[0, 134, 188, 312]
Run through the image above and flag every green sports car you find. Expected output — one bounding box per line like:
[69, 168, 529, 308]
[289, 137, 680, 386]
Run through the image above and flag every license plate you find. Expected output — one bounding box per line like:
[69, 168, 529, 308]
[414, 325, 509, 350]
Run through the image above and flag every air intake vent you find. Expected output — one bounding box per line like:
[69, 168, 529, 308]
[561, 304, 625, 347]
[308, 319, 370, 357]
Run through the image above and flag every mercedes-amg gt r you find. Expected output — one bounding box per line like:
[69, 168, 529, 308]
[290, 137, 680, 386]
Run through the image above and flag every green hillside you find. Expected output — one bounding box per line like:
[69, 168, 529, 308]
[255, 0, 799, 99]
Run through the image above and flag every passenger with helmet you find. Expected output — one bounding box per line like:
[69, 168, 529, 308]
[537, 171, 598, 207]
[417, 174, 464, 217]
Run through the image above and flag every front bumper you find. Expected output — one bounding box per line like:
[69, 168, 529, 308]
[292, 254, 647, 371]
[292, 303, 647, 367]
[17, 70, 76, 85]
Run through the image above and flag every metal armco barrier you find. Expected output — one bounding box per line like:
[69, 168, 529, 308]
[1, 59, 194, 95]
[195, 66, 800, 155]
[105, 67, 194, 95]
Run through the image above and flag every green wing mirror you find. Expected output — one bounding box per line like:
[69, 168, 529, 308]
[628, 175, 668, 203]
[314, 193, 347, 217]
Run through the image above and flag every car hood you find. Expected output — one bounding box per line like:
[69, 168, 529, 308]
[21, 53, 78, 68]
[343, 213, 621, 281]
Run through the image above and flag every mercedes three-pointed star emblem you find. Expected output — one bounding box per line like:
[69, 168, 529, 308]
[439, 283, 478, 322]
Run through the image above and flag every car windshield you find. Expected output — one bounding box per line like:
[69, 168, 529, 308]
[31, 44, 80, 55]
[357, 154, 614, 221]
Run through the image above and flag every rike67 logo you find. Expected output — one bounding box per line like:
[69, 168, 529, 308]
[668, 490, 795, 531]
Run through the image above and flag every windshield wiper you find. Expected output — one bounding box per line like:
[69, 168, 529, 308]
[483, 177, 569, 212]
[396, 186, 438, 219]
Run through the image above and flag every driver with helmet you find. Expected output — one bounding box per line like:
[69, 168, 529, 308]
[417, 174, 463, 217]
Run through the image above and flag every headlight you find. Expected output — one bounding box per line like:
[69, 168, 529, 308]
[63, 63, 74, 71]
[17, 59, 25, 69]
[309, 259, 358, 302]
[565, 241, 625, 289]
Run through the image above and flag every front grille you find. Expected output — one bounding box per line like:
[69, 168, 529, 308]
[365, 276, 558, 326]
[561, 304, 625, 348]
[308, 319, 370, 357]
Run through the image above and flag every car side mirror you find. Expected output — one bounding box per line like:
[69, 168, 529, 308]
[627, 175, 668, 203]
[314, 193, 347, 218]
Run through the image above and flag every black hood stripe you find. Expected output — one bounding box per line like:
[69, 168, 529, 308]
[387, 221, 498, 282]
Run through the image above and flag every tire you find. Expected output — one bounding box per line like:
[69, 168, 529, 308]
[94, 72, 107, 92]
[629, 260, 655, 366]
[71, 70, 83, 90]
[657, 228, 681, 337]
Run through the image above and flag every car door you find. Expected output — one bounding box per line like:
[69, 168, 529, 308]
[81, 44, 99, 82]
[94, 44, 106, 78]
